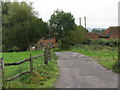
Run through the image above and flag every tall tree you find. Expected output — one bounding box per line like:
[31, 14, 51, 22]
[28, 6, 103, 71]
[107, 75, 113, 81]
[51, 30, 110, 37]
[2, 2, 48, 51]
[49, 10, 76, 41]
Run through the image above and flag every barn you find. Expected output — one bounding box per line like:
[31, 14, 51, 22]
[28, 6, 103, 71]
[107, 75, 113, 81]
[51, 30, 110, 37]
[87, 26, 120, 40]
[102, 26, 120, 40]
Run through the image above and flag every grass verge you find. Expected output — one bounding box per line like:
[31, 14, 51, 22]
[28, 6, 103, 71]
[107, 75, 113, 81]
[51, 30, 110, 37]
[70, 44, 119, 73]
[2, 50, 59, 88]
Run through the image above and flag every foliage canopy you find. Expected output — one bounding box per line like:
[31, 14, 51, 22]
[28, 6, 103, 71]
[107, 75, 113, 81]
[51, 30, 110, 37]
[2, 2, 48, 51]
[49, 10, 75, 40]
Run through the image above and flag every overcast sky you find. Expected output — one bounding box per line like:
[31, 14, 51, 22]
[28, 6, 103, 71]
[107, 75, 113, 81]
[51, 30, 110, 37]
[12, 0, 119, 29]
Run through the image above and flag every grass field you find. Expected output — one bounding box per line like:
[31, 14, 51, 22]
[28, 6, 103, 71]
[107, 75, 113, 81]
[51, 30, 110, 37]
[2, 50, 59, 88]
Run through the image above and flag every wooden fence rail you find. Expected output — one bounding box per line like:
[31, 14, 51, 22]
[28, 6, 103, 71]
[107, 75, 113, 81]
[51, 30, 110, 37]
[4, 54, 44, 66]
[0, 47, 51, 88]
[5, 70, 31, 82]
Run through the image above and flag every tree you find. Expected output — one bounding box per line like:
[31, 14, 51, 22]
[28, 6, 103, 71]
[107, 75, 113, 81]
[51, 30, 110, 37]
[92, 28, 101, 32]
[2, 2, 48, 51]
[101, 29, 105, 32]
[49, 10, 76, 41]
[61, 26, 87, 49]
[92, 28, 106, 32]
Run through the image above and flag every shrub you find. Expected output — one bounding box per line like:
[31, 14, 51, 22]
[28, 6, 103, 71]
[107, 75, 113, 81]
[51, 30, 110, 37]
[112, 60, 120, 73]
[12, 46, 20, 52]
[84, 38, 118, 47]
[110, 39, 118, 46]
[82, 38, 91, 44]
[60, 26, 86, 49]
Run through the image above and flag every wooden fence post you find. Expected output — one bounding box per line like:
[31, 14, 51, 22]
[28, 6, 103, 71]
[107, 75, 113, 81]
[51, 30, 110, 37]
[29, 54, 33, 72]
[0, 58, 5, 88]
[44, 47, 48, 65]
[47, 48, 51, 61]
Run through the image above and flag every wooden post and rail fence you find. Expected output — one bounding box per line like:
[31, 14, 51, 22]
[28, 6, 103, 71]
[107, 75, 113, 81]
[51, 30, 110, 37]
[0, 47, 51, 88]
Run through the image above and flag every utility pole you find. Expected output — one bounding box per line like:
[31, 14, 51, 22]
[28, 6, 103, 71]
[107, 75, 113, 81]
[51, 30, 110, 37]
[84, 17, 86, 29]
[118, 1, 120, 26]
[79, 18, 81, 26]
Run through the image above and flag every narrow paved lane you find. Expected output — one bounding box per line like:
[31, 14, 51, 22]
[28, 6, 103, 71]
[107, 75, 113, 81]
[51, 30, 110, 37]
[55, 52, 118, 88]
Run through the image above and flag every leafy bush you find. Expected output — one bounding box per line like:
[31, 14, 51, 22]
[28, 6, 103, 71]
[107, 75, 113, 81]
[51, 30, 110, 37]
[109, 39, 118, 46]
[12, 46, 20, 52]
[61, 26, 87, 49]
[83, 38, 118, 47]
[112, 60, 120, 73]
[82, 38, 91, 44]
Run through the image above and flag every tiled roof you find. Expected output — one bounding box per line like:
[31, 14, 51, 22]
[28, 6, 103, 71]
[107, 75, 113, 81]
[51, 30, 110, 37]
[103, 26, 120, 39]
[86, 26, 120, 39]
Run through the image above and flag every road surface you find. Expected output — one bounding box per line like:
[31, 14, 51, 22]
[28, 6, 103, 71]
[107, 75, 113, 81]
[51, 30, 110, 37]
[55, 52, 118, 88]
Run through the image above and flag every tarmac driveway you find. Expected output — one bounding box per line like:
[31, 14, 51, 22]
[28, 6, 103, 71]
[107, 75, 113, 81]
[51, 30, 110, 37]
[55, 52, 118, 88]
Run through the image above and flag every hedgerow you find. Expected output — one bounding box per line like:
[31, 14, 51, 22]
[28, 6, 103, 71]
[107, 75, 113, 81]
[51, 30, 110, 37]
[82, 38, 119, 47]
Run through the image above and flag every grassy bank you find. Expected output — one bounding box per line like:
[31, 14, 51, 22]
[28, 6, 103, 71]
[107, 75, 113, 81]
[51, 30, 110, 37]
[70, 44, 119, 73]
[2, 50, 59, 88]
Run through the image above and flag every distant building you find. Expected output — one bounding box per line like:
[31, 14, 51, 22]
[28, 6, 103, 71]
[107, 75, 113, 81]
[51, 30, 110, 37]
[36, 37, 58, 48]
[87, 32, 100, 39]
[87, 26, 120, 40]
[102, 26, 120, 39]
